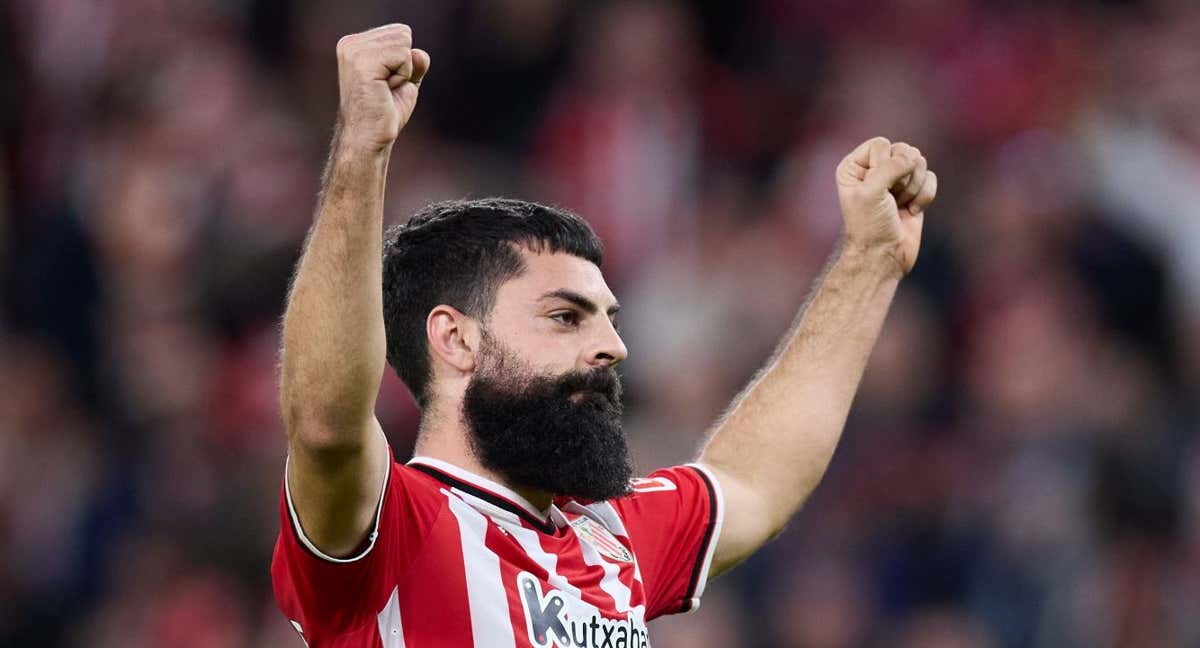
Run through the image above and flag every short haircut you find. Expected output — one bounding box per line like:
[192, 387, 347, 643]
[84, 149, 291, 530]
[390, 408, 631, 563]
[382, 198, 604, 408]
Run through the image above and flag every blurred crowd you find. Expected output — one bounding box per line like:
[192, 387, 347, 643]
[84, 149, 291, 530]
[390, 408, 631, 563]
[2, 0, 1199, 646]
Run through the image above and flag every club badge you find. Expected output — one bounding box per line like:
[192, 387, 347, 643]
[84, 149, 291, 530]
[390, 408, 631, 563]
[570, 516, 633, 563]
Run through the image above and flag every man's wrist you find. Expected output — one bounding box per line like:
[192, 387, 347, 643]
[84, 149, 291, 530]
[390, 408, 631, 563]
[335, 137, 393, 166]
[333, 120, 396, 163]
[317, 121, 392, 204]
[838, 238, 906, 283]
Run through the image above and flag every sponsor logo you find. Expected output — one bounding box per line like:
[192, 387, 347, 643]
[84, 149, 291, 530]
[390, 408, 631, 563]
[518, 573, 650, 648]
[570, 517, 633, 563]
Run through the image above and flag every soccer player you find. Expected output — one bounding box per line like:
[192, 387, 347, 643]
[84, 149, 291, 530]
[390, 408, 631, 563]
[271, 24, 937, 647]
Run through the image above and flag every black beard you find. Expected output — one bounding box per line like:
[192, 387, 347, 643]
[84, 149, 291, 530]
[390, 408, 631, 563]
[462, 335, 632, 502]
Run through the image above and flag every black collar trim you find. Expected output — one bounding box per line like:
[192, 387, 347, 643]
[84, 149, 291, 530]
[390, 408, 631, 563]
[410, 463, 559, 535]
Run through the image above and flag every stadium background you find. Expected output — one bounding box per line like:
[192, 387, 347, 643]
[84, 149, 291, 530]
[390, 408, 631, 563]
[3, 0, 1199, 646]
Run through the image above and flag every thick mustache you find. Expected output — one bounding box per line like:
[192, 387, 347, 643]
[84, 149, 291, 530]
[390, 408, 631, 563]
[556, 367, 622, 402]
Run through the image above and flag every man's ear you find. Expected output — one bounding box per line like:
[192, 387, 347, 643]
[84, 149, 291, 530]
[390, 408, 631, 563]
[426, 305, 478, 374]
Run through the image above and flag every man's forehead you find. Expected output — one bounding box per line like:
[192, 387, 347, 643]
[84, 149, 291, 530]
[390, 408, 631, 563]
[503, 250, 617, 307]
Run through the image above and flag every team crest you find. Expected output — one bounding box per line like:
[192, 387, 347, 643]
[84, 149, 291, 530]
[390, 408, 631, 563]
[570, 516, 633, 563]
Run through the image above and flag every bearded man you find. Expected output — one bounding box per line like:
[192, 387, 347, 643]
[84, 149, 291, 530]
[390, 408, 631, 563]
[272, 23, 938, 647]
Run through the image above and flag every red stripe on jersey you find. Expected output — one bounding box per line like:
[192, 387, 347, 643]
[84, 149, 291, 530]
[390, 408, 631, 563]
[393, 502, 473, 646]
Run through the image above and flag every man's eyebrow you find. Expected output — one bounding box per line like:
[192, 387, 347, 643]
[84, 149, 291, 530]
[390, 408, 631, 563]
[539, 289, 621, 315]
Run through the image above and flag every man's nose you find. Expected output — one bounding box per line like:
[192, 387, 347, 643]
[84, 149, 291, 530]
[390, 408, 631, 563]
[587, 320, 628, 368]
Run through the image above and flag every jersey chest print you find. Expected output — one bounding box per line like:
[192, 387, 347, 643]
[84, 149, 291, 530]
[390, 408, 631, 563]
[519, 573, 650, 648]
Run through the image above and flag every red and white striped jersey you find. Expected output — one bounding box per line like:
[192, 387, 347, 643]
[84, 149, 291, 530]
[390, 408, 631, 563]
[271, 449, 725, 647]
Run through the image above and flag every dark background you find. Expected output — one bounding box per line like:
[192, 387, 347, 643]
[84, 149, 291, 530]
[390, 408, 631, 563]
[2, 0, 1199, 646]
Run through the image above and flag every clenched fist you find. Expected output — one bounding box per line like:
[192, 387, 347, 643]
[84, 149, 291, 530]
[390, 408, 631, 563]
[336, 24, 431, 153]
[836, 137, 938, 277]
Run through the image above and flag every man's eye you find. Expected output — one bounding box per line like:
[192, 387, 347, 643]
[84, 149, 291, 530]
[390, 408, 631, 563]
[551, 312, 579, 326]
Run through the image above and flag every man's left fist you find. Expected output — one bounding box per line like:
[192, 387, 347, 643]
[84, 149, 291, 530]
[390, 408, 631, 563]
[835, 137, 938, 277]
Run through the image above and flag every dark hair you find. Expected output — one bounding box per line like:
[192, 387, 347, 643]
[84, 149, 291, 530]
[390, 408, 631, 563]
[382, 198, 604, 408]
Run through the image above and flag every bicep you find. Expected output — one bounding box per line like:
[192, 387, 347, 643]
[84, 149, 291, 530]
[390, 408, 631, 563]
[286, 416, 391, 558]
[700, 463, 778, 578]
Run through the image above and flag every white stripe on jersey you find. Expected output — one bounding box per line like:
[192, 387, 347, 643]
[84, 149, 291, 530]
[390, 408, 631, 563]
[376, 586, 405, 647]
[444, 490, 518, 648]
[482, 508, 584, 601]
[573, 526, 637, 615]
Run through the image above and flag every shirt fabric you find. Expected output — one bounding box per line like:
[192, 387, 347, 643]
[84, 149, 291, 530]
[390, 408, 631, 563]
[271, 447, 725, 647]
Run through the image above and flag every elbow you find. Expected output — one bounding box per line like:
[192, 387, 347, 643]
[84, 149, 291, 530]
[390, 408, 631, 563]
[746, 486, 794, 544]
[278, 355, 381, 452]
[762, 503, 799, 542]
[281, 392, 371, 453]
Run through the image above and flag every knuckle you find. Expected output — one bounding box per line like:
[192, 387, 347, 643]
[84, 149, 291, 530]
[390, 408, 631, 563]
[370, 22, 410, 34]
[387, 23, 413, 43]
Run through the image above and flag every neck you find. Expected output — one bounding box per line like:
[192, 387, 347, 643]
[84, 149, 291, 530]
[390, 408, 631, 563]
[413, 416, 554, 513]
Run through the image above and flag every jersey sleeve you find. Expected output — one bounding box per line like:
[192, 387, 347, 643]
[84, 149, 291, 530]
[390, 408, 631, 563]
[607, 463, 724, 619]
[270, 444, 442, 642]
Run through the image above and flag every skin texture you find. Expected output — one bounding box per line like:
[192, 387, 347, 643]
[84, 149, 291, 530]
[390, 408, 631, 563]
[279, 24, 429, 557]
[699, 137, 937, 575]
[279, 22, 939, 573]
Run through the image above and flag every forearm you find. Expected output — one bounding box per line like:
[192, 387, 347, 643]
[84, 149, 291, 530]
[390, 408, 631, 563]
[280, 129, 389, 445]
[700, 243, 900, 535]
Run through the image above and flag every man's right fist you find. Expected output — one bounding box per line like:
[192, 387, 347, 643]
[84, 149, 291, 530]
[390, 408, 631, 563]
[336, 24, 431, 153]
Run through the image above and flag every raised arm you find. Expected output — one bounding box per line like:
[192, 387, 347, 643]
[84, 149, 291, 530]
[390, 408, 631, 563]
[279, 24, 430, 557]
[699, 138, 938, 574]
